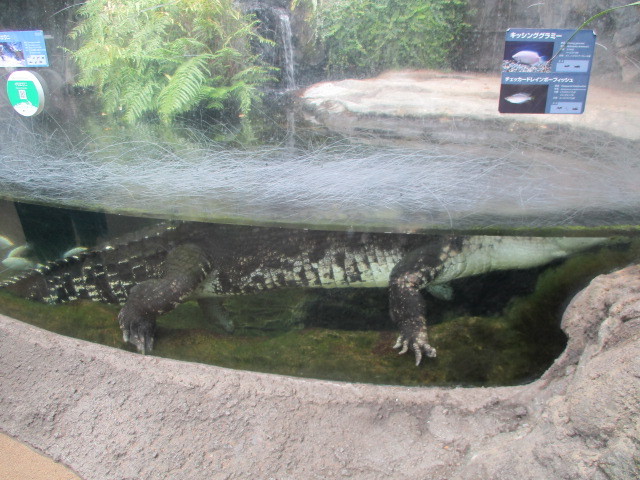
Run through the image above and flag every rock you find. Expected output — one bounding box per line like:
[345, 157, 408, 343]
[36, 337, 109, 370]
[300, 70, 640, 141]
[458, 264, 640, 479]
[544, 265, 640, 380]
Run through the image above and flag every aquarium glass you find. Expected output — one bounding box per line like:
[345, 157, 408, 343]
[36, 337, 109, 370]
[0, 0, 638, 385]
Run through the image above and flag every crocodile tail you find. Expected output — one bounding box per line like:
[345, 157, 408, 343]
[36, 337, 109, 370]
[2, 268, 48, 301]
[1, 222, 184, 305]
[2, 254, 94, 303]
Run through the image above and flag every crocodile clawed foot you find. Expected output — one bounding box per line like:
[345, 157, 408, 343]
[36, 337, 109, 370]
[393, 329, 437, 366]
[118, 308, 156, 354]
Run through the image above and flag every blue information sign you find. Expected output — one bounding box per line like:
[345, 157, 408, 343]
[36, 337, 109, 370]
[0, 30, 49, 68]
[499, 28, 596, 114]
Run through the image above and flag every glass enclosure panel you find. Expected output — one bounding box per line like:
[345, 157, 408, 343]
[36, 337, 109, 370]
[0, 0, 638, 385]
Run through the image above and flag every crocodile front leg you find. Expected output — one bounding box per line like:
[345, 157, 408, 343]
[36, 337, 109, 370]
[118, 243, 213, 353]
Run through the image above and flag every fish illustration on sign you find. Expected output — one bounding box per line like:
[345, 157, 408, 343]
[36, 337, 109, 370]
[512, 50, 545, 65]
[504, 93, 534, 104]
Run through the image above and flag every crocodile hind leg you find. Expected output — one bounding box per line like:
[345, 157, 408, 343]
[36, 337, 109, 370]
[389, 272, 437, 366]
[118, 243, 213, 353]
[198, 298, 235, 333]
[389, 242, 456, 365]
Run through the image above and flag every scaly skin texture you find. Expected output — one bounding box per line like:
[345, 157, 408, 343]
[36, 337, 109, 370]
[2, 221, 606, 365]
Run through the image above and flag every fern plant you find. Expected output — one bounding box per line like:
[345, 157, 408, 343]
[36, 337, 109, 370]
[69, 0, 274, 123]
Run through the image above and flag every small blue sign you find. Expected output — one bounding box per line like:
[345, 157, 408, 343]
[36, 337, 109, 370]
[0, 30, 49, 68]
[499, 28, 596, 114]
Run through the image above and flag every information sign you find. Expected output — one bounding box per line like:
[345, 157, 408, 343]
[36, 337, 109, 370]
[6, 70, 46, 116]
[499, 28, 596, 114]
[0, 30, 49, 68]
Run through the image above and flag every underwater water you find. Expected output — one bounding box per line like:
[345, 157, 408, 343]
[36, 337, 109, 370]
[1, 198, 638, 386]
[2, 108, 640, 232]
[1, 0, 639, 387]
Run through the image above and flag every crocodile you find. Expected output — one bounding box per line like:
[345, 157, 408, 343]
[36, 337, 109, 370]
[2, 221, 606, 365]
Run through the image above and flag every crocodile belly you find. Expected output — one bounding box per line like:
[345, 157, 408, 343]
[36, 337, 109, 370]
[432, 235, 606, 285]
[192, 243, 405, 297]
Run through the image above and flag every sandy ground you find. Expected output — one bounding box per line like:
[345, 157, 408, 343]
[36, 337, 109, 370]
[0, 432, 81, 480]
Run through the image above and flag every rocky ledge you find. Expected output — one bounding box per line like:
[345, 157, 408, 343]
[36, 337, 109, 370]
[300, 70, 640, 142]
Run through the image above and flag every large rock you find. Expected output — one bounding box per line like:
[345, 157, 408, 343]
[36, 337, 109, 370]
[0, 265, 638, 479]
[458, 265, 640, 479]
[300, 70, 640, 141]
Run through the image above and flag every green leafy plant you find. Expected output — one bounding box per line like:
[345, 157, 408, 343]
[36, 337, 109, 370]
[291, 0, 319, 11]
[317, 0, 470, 78]
[69, 0, 274, 123]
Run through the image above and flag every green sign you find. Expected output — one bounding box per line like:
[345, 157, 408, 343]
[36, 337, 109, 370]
[6, 70, 45, 116]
